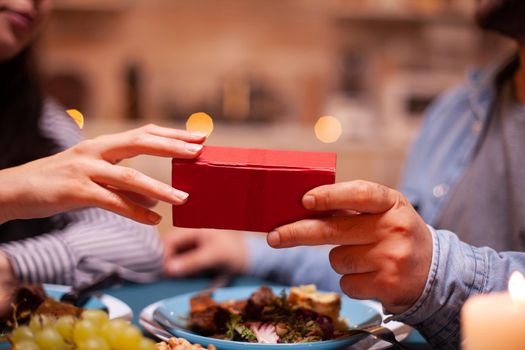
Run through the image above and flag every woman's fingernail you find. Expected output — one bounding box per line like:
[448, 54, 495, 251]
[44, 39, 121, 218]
[190, 131, 207, 138]
[148, 212, 162, 224]
[185, 143, 203, 152]
[172, 188, 189, 202]
[303, 194, 316, 209]
[267, 231, 281, 247]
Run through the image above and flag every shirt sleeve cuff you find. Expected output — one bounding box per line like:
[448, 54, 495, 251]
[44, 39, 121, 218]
[388, 226, 488, 348]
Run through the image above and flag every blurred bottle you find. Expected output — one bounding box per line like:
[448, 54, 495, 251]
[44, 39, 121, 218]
[222, 72, 251, 122]
[124, 62, 143, 121]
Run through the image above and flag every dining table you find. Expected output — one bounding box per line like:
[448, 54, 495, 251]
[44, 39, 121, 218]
[102, 276, 433, 350]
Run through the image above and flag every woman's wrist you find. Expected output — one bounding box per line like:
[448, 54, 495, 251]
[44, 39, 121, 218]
[0, 168, 21, 224]
[0, 250, 19, 318]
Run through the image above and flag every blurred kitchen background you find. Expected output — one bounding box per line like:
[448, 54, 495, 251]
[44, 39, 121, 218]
[38, 0, 515, 232]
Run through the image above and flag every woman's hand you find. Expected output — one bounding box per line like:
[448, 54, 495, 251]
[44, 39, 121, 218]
[0, 124, 205, 225]
[267, 180, 432, 314]
[0, 251, 17, 318]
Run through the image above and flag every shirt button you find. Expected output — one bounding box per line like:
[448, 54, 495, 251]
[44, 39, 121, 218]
[433, 184, 449, 198]
[472, 121, 482, 133]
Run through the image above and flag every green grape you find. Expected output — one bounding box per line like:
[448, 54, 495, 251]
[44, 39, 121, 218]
[13, 340, 40, 350]
[73, 319, 99, 344]
[29, 315, 54, 333]
[112, 325, 142, 350]
[34, 327, 66, 349]
[100, 319, 128, 347]
[136, 337, 157, 350]
[11, 326, 35, 343]
[81, 309, 109, 326]
[54, 315, 76, 341]
[77, 335, 111, 350]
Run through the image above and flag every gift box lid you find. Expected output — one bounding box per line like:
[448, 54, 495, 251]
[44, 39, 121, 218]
[178, 146, 336, 171]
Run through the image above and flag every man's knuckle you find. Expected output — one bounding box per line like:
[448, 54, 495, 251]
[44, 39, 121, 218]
[381, 245, 411, 268]
[284, 225, 300, 244]
[330, 247, 356, 274]
[329, 248, 344, 273]
[340, 275, 362, 298]
[320, 222, 338, 241]
[391, 221, 411, 237]
[352, 181, 371, 205]
[324, 218, 349, 242]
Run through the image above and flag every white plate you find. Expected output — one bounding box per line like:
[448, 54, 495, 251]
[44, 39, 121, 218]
[139, 288, 412, 350]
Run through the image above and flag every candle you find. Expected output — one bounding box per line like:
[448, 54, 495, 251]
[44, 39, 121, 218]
[462, 271, 525, 350]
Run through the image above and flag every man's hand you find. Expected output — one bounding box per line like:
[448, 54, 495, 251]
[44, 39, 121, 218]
[0, 124, 206, 225]
[162, 228, 248, 277]
[267, 180, 432, 314]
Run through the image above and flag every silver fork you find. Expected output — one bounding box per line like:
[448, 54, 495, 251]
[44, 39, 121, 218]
[200, 274, 232, 294]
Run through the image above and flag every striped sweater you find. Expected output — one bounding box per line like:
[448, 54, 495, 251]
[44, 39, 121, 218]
[0, 100, 164, 286]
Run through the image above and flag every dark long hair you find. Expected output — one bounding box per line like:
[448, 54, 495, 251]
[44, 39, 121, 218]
[0, 47, 68, 243]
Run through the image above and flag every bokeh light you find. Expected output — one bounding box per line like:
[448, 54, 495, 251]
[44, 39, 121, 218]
[314, 116, 342, 143]
[186, 112, 214, 137]
[66, 109, 84, 129]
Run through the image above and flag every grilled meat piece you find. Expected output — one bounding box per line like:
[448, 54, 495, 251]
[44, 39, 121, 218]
[190, 293, 216, 313]
[189, 293, 232, 335]
[0, 284, 46, 325]
[35, 297, 83, 318]
[244, 286, 275, 318]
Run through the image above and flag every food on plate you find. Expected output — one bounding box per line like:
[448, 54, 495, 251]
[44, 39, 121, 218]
[288, 284, 348, 330]
[188, 285, 349, 344]
[156, 337, 216, 350]
[9, 310, 157, 350]
[4, 284, 157, 350]
[0, 284, 83, 330]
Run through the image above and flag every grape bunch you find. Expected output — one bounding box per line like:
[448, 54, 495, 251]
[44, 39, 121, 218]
[10, 309, 157, 350]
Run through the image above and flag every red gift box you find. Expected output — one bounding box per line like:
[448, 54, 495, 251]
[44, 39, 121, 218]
[172, 146, 336, 232]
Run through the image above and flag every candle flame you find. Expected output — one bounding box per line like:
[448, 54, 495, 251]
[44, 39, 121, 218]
[508, 271, 525, 304]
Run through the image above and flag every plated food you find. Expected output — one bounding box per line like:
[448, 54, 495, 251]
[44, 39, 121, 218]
[145, 285, 387, 350]
[156, 337, 216, 350]
[188, 285, 349, 344]
[3, 284, 155, 350]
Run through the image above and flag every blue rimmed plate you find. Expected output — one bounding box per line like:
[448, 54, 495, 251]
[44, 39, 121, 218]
[153, 286, 381, 350]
